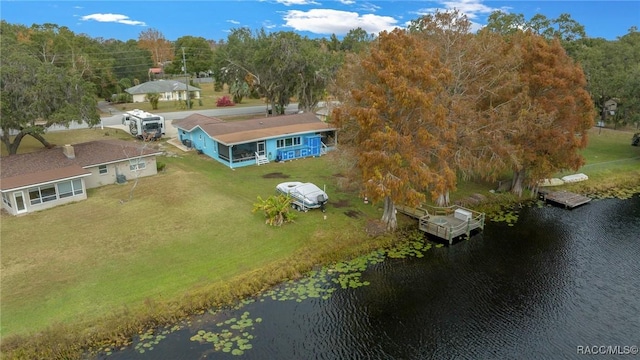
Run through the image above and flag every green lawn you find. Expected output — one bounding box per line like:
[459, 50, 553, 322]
[0, 141, 379, 340]
[571, 127, 640, 178]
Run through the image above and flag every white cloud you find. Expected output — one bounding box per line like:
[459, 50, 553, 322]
[283, 8, 398, 35]
[339, 0, 355, 4]
[227, 19, 241, 25]
[81, 13, 146, 26]
[276, 0, 320, 6]
[357, 2, 380, 12]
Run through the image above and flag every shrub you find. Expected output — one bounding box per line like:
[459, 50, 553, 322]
[216, 96, 235, 107]
[252, 195, 296, 226]
[156, 161, 166, 172]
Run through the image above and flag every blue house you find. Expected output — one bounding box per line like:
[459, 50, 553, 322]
[172, 112, 337, 168]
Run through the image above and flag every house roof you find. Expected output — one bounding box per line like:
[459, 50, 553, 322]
[173, 113, 225, 131]
[125, 80, 201, 95]
[173, 112, 336, 146]
[0, 139, 162, 191]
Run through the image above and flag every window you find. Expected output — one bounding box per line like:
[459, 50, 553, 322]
[129, 158, 146, 171]
[98, 165, 108, 175]
[276, 136, 301, 149]
[2, 193, 12, 208]
[57, 179, 84, 198]
[28, 185, 57, 205]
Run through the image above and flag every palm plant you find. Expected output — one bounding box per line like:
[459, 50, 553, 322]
[252, 195, 296, 226]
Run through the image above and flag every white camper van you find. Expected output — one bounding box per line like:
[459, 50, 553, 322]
[122, 109, 165, 140]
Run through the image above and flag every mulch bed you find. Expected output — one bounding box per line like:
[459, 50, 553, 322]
[262, 172, 290, 179]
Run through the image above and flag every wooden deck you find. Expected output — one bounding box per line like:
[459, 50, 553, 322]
[539, 190, 591, 209]
[397, 204, 485, 245]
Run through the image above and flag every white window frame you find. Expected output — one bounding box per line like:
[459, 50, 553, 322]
[276, 136, 301, 149]
[57, 179, 84, 198]
[2, 192, 12, 208]
[98, 165, 108, 175]
[28, 184, 58, 205]
[129, 158, 147, 171]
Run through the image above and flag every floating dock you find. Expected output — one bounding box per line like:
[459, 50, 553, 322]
[539, 190, 591, 209]
[397, 204, 485, 245]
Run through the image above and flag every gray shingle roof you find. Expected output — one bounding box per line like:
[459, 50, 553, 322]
[0, 140, 162, 191]
[125, 80, 201, 95]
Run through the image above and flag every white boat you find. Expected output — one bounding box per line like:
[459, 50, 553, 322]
[539, 178, 565, 187]
[276, 182, 328, 212]
[561, 173, 589, 183]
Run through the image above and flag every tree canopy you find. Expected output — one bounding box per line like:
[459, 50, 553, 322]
[1, 21, 100, 155]
[213, 28, 341, 114]
[334, 16, 595, 229]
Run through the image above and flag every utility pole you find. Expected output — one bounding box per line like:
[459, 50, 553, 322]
[182, 47, 191, 109]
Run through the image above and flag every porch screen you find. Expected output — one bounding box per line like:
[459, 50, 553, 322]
[218, 143, 230, 161]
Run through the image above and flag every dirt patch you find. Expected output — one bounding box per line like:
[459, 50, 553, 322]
[365, 220, 387, 237]
[331, 199, 351, 208]
[344, 209, 364, 218]
[262, 172, 290, 179]
[332, 173, 345, 177]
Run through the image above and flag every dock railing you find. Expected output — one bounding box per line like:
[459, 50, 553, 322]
[399, 204, 485, 244]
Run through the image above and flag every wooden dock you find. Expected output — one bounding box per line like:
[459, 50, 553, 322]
[397, 204, 485, 245]
[539, 190, 591, 209]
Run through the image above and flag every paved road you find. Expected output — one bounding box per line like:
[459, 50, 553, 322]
[46, 102, 300, 137]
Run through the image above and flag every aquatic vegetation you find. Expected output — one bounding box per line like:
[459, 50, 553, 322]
[133, 325, 185, 353]
[98, 324, 184, 356]
[189, 312, 261, 356]
[260, 241, 436, 302]
[587, 186, 640, 200]
[489, 209, 519, 226]
[386, 240, 432, 258]
[115, 239, 438, 357]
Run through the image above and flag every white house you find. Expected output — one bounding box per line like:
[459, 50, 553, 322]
[0, 140, 162, 216]
[125, 80, 201, 103]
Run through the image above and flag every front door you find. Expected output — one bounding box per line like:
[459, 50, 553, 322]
[257, 141, 266, 156]
[13, 191, 26, 214]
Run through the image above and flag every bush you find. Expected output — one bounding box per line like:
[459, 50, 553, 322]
[157, 161, 166, 172]
[216, 96, 235, 107]
[111, 93, 132, 104]
[252, 195, 296, 226]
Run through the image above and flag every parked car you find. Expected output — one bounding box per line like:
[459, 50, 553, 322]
[276, 182, 328, 212]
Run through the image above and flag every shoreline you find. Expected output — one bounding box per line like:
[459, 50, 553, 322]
[3, 177, 639, 359]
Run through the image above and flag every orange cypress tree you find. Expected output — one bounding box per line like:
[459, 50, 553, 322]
[506, 32, 595, 195]
[333, 28, 454, 231]
[409, 12, 522, 204]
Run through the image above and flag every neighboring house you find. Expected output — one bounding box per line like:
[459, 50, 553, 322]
[0, 140, 162, 216]
[125, 80, 201, 103]
[173, 112, 337, 169]
[148, 67, 164, 80]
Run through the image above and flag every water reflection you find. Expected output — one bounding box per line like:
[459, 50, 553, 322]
[105, 196, 640, 360]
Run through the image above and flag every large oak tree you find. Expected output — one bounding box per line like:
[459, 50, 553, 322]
[1, 22, 100, 155]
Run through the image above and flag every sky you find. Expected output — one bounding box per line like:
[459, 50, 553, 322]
[1, 0, 638, 42]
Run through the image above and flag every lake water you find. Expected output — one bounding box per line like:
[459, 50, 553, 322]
[103, 195, 640, 360]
